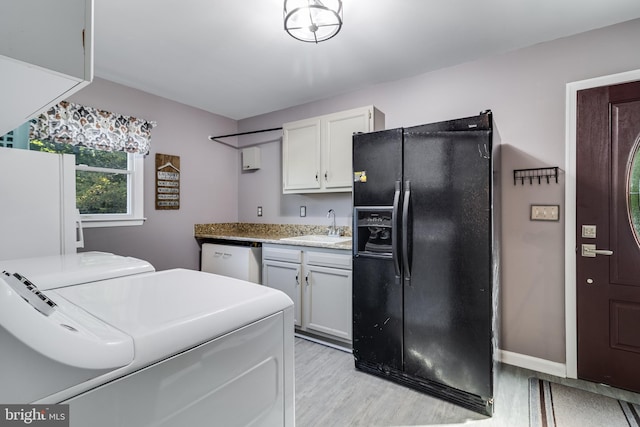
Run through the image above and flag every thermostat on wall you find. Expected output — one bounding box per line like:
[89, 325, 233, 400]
[241, 147, 261, 170]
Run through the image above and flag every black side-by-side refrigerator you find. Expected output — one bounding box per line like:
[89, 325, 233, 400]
[352, 111, 498, 416]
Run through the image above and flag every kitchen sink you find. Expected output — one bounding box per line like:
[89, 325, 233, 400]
[280, 235, 352, 245]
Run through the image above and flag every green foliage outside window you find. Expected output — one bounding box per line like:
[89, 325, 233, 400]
[30, 140, 128, 214]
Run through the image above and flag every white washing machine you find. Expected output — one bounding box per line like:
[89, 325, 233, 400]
[0, 251, 155, 289]
[0, 254, 294, 426]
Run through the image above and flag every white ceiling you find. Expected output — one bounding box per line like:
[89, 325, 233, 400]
[94, 0, 640, 120]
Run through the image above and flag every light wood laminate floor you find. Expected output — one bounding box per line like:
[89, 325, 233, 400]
[294, 337, 640, 427]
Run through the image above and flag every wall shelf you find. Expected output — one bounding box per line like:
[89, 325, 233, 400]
[513, 167, 559, 185]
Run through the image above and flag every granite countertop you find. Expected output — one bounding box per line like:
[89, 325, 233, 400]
[194, 223, 352, 250]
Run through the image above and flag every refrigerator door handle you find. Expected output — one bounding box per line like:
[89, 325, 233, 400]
[75, 209, 84, 249]
[392, 181, 401, 279]
[402, 180, 411, 283]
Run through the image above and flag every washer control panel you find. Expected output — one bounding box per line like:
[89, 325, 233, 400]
[1, 271, 57, 316]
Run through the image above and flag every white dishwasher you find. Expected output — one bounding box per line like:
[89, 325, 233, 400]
[201, 243, 262, 283]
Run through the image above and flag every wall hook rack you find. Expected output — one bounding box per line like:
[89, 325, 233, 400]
[513, 167, 559, 185]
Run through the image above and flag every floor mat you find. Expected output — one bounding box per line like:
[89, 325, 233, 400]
[529, 378, 640, 427]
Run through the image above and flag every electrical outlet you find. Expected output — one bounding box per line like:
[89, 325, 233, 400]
[530, 205, 559, 221]
[257, 206, 262, 217]
[300, 206, 306, 217]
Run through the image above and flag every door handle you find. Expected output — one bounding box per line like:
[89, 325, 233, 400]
[75, 209, 84, 249]
[392, 181, 401, 279]
[402, 181, 411, 283]
[581, 244, 613, 257]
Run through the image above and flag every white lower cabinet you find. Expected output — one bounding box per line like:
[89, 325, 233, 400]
[262, 260, 302, 327]
[262, 244, 352, 343]
[304, 264, 352, 341]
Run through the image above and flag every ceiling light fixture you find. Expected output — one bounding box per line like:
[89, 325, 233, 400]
[284, 0, 343, 44]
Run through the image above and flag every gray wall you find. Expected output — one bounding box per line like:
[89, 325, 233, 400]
[237, 19, 640, 363]
[68, 78, 238, 271]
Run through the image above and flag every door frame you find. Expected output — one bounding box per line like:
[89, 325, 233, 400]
[564, 68, 640, 378]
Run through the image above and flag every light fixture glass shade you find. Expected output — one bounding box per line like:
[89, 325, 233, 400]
[284, 0, 343, 43]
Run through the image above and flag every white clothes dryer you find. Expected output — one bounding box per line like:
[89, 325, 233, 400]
[0, 256, 294, 426]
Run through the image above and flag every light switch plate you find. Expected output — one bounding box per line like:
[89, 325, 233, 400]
[531, 205, 560, 221]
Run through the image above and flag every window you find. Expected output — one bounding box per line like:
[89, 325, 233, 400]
[628, 136, 640, 245]
[29, 139, 145, 227]
[26, 100, 155, 228]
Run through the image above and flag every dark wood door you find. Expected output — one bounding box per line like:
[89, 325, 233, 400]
[576, 80, 640, 392]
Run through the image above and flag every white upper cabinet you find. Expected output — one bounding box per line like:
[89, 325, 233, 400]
[282, 106, 384, 194]
[0, 0, 93, 136]
[282, 117, 322, 192]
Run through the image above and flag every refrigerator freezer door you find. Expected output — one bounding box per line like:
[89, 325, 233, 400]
[352, 255, 403, 371]
[352, 128, 403, 206]
[352, 128, 404, 375]
[402, 118, 493, 404]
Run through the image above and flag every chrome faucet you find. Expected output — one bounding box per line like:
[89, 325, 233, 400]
[327, 209, 338, 236]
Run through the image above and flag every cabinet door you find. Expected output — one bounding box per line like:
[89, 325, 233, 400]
[0, 0, 89, 79]
[304, 265, 352, 341]
[282, 118, 321, 193]
[263, 260, 302, 327]
[322, 107, 372, 190]
[0, 0, 92, 136]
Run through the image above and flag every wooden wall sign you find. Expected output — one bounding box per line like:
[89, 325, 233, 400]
[155, 153, 180, 210]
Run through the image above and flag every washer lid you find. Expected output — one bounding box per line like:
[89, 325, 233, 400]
[0, 252, 155, 290]
[0, 273, 134, 370]
[52, 269, 293, 366]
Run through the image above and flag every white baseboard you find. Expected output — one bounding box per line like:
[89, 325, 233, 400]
[497, 349, 567, 378]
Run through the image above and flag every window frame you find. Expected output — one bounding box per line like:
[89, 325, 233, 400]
[77, 153, 146, 228]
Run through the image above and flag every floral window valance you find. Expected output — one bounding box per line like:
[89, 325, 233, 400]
[29, 101, 156, 154]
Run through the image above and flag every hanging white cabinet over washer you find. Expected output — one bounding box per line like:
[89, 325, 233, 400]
[0, 0, 93, 136]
